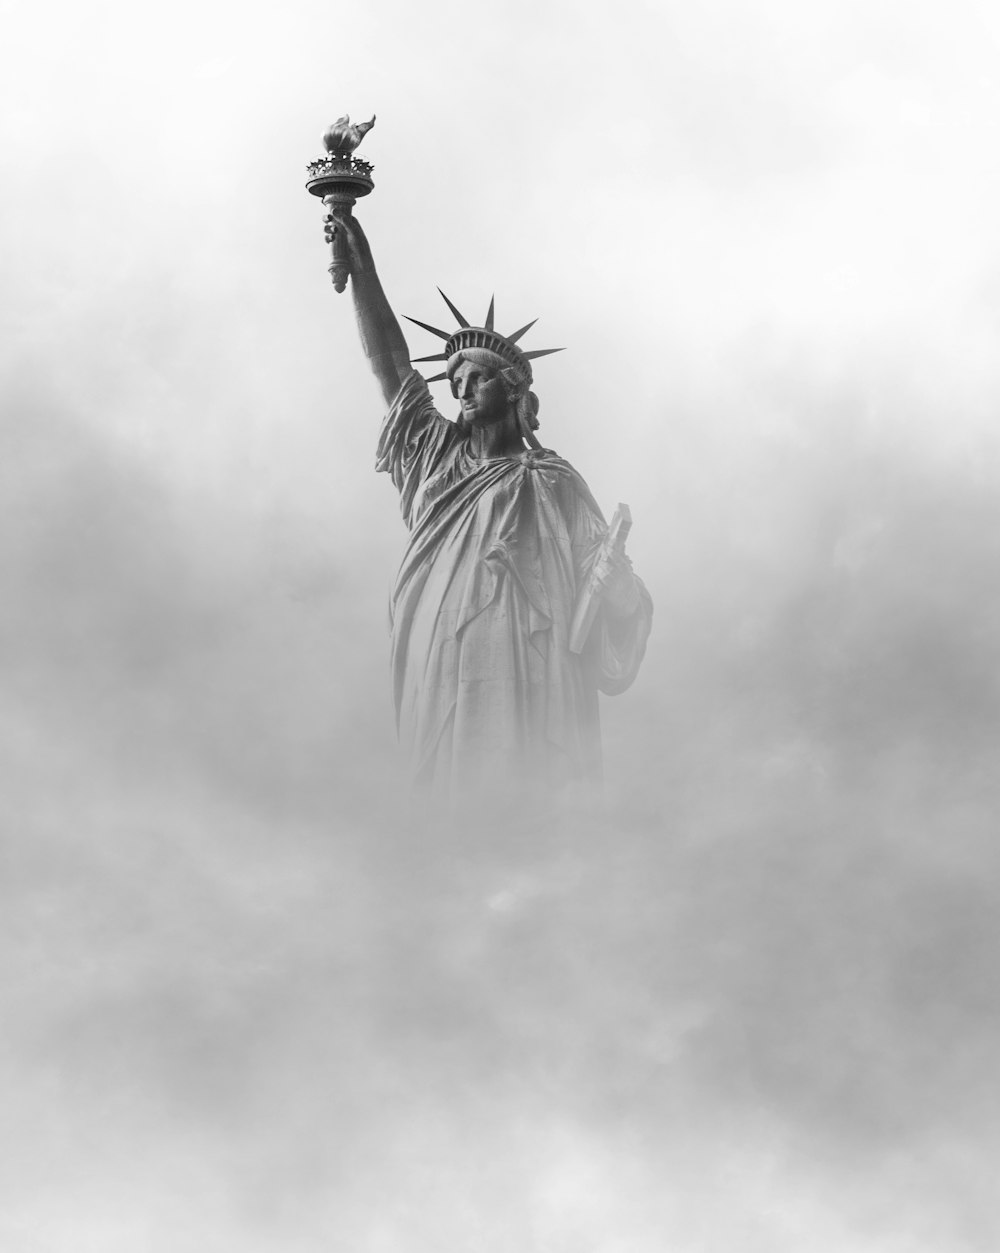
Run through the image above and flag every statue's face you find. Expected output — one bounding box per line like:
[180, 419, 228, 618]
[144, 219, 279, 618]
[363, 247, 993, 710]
[452, 360, 511, 426]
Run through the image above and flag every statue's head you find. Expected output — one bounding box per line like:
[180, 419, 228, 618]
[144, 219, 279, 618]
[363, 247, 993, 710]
[447, 348, 541, 441]
[446, 348, 541, 436]
[404, 293, 563, 450]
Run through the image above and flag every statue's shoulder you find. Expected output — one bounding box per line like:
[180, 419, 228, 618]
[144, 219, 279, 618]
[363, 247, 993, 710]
[518, 448, 603, 517]
[518, 447, 573, 471]
[393, 367, 437, 413]
[385, 369, 456, 439]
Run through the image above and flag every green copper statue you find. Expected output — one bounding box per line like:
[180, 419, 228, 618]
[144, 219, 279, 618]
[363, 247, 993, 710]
[307, 119, 652, 799]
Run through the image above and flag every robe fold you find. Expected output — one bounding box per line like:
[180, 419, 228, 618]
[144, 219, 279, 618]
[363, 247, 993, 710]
[376, 370, 652, 795]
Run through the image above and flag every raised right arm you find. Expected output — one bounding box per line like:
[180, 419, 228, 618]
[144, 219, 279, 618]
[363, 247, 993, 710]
[326, 212, 413, 407]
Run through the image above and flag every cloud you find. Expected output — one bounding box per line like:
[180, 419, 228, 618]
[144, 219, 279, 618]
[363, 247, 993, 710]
[2, 0, 999, 1248]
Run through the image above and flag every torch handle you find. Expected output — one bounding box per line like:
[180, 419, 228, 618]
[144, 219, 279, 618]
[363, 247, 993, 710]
[323, 191, 358, 294]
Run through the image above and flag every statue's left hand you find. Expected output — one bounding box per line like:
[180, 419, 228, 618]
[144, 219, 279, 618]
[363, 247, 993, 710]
[596, 550, 641, 619]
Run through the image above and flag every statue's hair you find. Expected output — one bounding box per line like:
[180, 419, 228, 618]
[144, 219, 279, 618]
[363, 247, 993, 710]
[447, 348, 542, 449]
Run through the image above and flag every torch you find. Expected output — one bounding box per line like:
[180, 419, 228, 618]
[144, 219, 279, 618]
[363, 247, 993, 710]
[305, 114, 376, 293]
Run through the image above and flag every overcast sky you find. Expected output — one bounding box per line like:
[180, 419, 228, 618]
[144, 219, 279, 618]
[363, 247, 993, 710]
[2, 1, 1000, 1250]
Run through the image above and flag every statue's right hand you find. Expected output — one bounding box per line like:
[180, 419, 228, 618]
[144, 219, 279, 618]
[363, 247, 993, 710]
[323, 210, 376, 275]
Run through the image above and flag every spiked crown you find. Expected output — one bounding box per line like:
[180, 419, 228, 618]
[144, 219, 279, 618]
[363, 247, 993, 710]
[405, 291, 564, 386]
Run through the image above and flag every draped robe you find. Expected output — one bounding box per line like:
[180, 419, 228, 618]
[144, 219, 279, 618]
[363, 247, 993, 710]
[376, 371, 652, 796]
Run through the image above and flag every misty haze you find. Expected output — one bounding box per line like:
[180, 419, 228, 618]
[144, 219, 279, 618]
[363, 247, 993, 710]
[2, 1, 999, 1249]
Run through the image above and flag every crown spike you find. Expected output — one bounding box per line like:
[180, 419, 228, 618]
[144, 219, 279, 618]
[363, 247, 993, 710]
[484, 295, 495, 331]
[522, 348, 565, 361]
[437, 288, 470, 328]
[506, 319, 538, 344]
[411, 352, 450, 363]
[424, 371, 449, 383]
[402, 314, 451, 340]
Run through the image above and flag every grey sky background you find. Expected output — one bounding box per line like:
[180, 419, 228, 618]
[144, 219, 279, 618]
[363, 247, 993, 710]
[2, 0, 1000, 1249]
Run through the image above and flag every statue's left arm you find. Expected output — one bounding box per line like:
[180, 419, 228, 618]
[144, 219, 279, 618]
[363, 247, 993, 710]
[592, 550, 653, 695]
[561, 475, 652, 694]
[597, 550, 643, 621]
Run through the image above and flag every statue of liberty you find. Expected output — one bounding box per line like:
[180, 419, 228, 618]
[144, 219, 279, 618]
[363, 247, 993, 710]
[314, 130, 652, 800]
